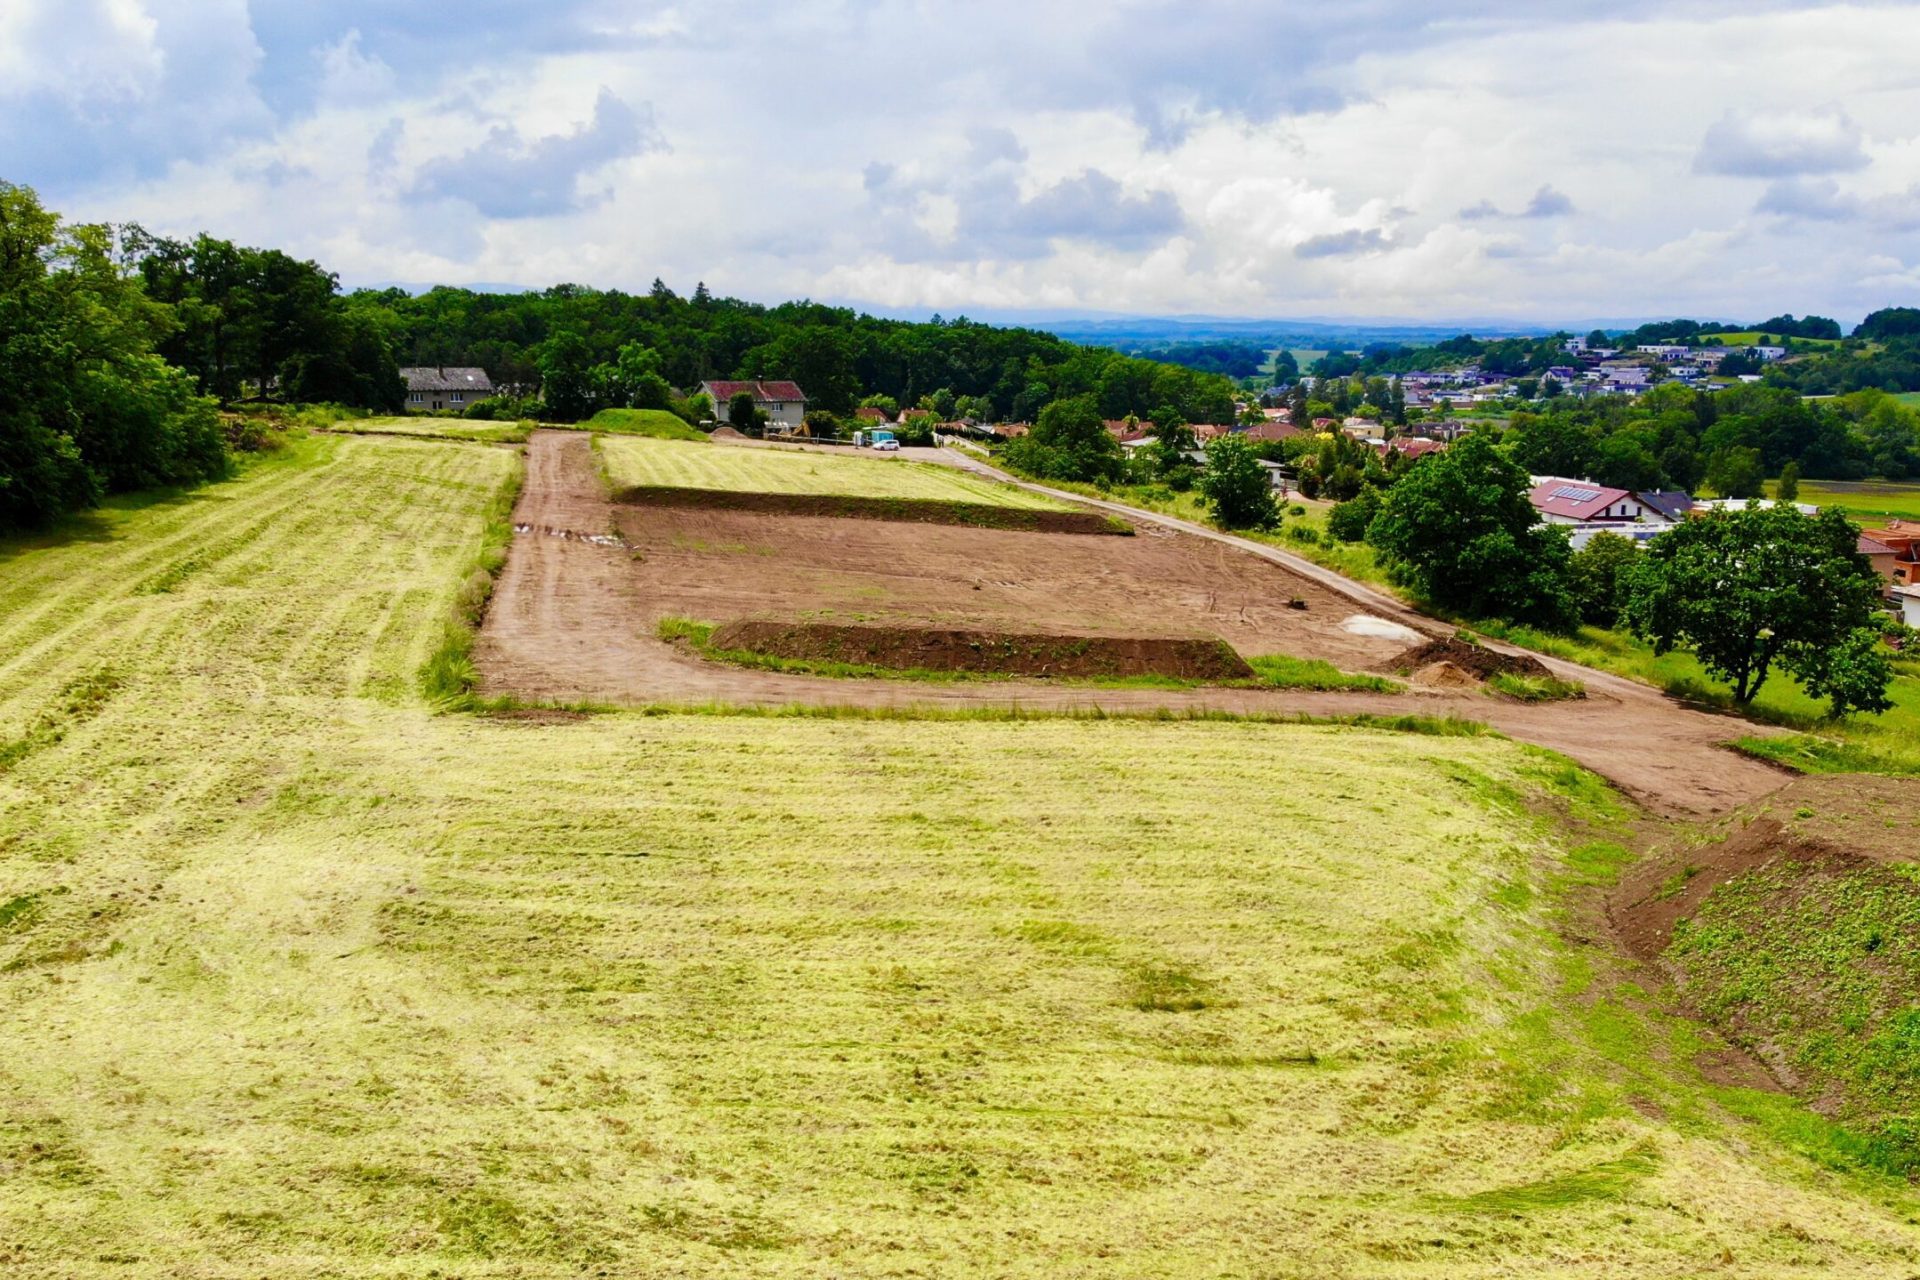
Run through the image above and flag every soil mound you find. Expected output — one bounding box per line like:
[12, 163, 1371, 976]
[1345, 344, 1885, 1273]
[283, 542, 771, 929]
[709, 426, 747, 440]
[1410, 660, 1480, 690]
[614, 486, 1129, 535]
[706, 620, 1255, 681]
[1378, 637, 1551, 682]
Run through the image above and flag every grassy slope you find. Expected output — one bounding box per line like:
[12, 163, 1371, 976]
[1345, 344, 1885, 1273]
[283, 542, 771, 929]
[328, 415, 536, 444]
[600, 434, 1069, 510]
[2, 437, 1919, 1274]
[584, 408, 708, 440]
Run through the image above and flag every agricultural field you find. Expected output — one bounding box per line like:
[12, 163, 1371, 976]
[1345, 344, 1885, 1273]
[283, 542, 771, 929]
[1798, 479, 1920, 522]
[598, 433, 1069, 509]
[1700, 331, 1844, 348]
[6, 432, 1920, 1275]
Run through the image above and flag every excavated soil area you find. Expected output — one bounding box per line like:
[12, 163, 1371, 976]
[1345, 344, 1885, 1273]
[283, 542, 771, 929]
[475, 431, 1797, 818]
[1611, 774, 1920, 962]
[611, 485, 1127, 535]
[707, 620, 1255, 680]
[1381, 637, 1554, 681]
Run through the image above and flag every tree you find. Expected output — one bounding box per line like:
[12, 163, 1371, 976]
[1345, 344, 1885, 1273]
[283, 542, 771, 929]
[1706, 445, 1764, 498]
[1625, 505, 1889, 709]
[1002, 395, 1123, 484]
[727, 390, 766, 434]
[1197, 434, 1278, 530]
[1568, 531, 1640, 628]
[1776, 461, 1800, 502]
[1366, 433, 1576, 627]
[538, 330, 598, 421]
[1, 183, 228, 529]
[859, 393, 899, 421]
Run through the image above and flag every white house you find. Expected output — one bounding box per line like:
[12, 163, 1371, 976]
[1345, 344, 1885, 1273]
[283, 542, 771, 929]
[1898, 586, 1920, 629]
[401, 367, 494, 414]
[699, 380, 809, 434]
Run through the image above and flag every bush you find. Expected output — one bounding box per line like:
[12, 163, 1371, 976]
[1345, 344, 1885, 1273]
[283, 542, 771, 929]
[1326, 487, 1382, 543]
[1568, 531, 1640, 628]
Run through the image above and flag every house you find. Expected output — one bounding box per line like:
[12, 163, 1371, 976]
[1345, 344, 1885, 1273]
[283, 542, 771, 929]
[1897, 585, 1920, 628]
[1862, 520, 1920, 585]
[1381, 437, 1446, 462]
[1529, 479, 1651, 524]
[401, 366, 493, 414]
[699, 380, 808, 434]
[1636, 490, 1695, 524]
[1242, 419, 1301, 444]
[855, 406, 891, 424]
[1859, 535, 1900, 583]
[1692, 498, 1818, 516]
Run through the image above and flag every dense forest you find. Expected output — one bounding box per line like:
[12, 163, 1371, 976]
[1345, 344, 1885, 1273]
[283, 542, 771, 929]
[0, 180, 1238, 530]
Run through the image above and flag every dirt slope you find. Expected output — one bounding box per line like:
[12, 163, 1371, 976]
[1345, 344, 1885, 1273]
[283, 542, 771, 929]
[477, 432, 1791, 818]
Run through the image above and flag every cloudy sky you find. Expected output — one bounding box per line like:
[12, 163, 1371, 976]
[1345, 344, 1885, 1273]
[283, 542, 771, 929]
[4, 1, 1919, 325]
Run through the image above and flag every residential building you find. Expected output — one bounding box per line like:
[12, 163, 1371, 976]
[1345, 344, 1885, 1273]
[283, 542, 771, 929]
[1898, 585, 1920, 628]
[699, 380, 809, 434]
[1859, 535, 1900, 583]
[1862, 520, 1920, 585]
[401, 366, 493, 414]
[1529, 480, 1652, 525]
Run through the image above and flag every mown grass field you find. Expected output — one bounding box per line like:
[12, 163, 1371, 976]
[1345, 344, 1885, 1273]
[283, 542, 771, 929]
[1799, 478, 1920, 522]
[330, 415, 535, 444]
[4, 433, 1920, 1275]
[583, 407, 708, 440]
[599, 434, 1070, 510]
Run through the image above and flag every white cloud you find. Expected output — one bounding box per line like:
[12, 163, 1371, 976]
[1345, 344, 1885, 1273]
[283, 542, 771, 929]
[11, 1, 1920, 323]
[1694, 107, 1869, 177]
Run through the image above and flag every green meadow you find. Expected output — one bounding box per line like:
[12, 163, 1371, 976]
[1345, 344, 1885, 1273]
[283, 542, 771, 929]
[2, 433, 1918, 1275]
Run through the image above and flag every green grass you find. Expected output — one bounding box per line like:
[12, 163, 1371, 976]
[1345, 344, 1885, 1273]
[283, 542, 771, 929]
[1672, 859, 1920, 1174]
[1700, 331, 1844, 349]
[1798, 478, 1920, 522]
[1245, 653, 1399, 692]
[584, 407, 708, 440]
[1486, 671, 1587, 702]
[328, 415, 537, 444]
[603, 434, 1070, 509]
[2, 435, 1919, 1272]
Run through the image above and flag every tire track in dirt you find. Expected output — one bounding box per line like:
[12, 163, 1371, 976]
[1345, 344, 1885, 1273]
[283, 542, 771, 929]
[476, 431, 1792, 819]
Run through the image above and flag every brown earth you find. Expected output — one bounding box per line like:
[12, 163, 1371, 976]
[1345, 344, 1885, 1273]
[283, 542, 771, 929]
[1611, 774, 1920, 962]
[475, 431, 1794, 818]
[1379, 637, 1555, 681]
[704, 619, 1255, 680]
[611, 485, 1128, 535]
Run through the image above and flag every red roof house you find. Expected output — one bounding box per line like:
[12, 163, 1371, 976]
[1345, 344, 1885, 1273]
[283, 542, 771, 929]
[1528, 480, 1649, 524]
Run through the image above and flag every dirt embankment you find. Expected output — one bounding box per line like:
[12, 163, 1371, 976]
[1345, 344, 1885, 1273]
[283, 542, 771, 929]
[706, 620, 1254, 680]
[612, 485, 1128, 535]
[1611, 775, 1920, 963]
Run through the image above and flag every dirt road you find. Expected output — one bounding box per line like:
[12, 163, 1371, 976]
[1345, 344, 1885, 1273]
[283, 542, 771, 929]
[476, 431, 1790, 818]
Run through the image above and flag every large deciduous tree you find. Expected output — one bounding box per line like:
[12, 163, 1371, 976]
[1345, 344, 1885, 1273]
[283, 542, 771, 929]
[1625, 505, 1892, 713]
[1366, 432, 1576, 627]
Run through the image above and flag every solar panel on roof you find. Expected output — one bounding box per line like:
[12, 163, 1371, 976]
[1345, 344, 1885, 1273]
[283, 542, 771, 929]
[1552, 486, 1600, 502]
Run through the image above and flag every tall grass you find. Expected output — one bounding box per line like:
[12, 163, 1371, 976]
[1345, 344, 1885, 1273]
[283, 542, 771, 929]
[419, 453, 526, 709]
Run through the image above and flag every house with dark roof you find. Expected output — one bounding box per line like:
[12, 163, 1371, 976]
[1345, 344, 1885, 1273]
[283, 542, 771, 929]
[699, 380, 808, 434]
[400, 367, 494, 414]
[1636, 490, 1695, 524]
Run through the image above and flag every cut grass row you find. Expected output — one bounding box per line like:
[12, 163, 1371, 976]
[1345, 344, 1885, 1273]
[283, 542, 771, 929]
[599, 433, 1070, 510]
[3, 434, 1919, 1273]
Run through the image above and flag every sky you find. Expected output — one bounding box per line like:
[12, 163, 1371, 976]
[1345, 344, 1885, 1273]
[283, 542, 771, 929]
[4, 1, 1920, 326]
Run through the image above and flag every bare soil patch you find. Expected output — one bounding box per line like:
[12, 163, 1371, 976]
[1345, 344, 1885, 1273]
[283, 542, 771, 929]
[475, 431, 1795, 819]
[706, 619, 1254, 680]
[612, 485, 1126, 534]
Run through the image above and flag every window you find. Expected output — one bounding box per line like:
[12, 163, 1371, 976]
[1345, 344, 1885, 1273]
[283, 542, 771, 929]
[410, 391, 423, 403]
[452, 393, 464, 404]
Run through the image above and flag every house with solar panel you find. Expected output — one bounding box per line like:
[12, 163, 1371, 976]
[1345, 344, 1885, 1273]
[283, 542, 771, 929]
[1527, 478, 1695, 550]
